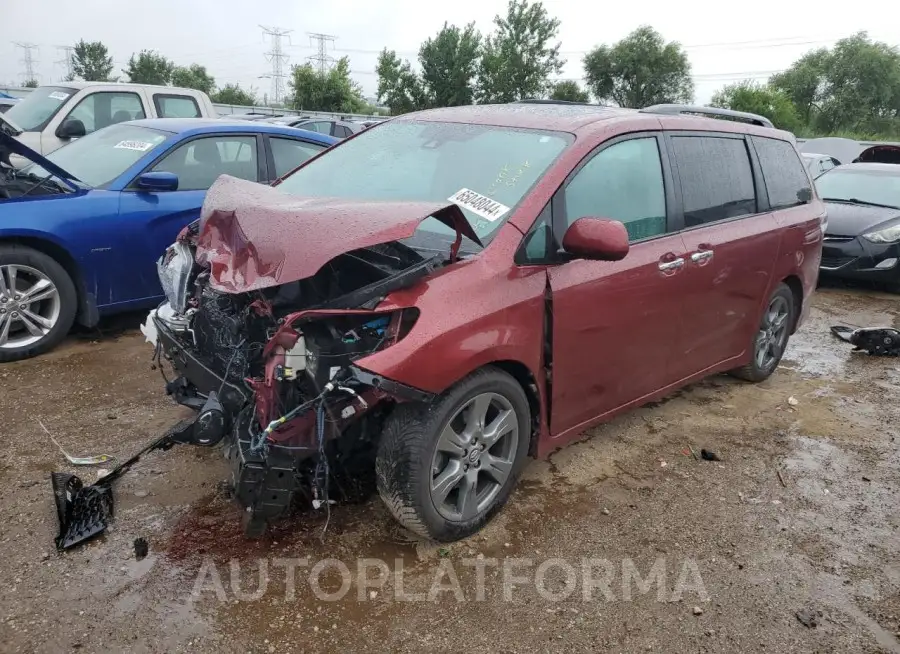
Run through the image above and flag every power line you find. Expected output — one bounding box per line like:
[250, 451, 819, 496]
[260, 25, 292, 105]
[307, 32, 337, 75]
[56, 45, 75, 80]
[15, 42, 39, 85]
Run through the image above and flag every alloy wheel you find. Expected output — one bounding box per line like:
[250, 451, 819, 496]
[754, 295, 790, 371]
[0, 264, 61, 349]
[430, 392, 520, 522]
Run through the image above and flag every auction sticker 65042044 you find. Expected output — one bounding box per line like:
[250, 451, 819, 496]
[448, 188, 511, 223]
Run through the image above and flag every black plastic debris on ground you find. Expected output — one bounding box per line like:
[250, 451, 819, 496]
[700, 449, 722, 462]
[134, 537, 149, 560]
[830, 325, 900, 356]
[52, 472, 114, 550]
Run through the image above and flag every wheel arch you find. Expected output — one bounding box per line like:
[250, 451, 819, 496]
[488, 360, 543, 457]
[782, 274, 803, 333]
[0, 236, 97, 327]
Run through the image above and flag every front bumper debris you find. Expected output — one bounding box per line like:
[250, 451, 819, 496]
[51, 431, 177, 550]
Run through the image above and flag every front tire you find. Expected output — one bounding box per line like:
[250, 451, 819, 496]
[730, 283, 795, 382]
[376, 367, 531, 542]
[0, 245, 77, 363]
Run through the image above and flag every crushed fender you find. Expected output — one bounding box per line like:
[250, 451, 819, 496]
[830, 325, 900, 356]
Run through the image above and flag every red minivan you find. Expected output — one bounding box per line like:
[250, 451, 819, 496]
[129, 102, 824, 544]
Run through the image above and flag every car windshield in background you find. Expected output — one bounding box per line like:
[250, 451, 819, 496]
[816, 168, 900, 209]
[276, 120, 572, 241]
[24, 123, 170, 188]
[4, 86, 76, 132]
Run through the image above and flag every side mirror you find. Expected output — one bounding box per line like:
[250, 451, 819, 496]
[562, 217, 630, 261]
[56, 119, 86, 140]
[136, 171, 179, 192]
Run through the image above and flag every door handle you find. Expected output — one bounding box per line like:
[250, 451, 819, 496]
[690, 250, 714, 263]
[658, 257, 685, 272]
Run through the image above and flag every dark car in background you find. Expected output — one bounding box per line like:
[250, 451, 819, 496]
[816, 163, 900, 291]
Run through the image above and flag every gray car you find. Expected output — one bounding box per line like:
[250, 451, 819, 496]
[802, 152, 841, 179]
[279, 118, 364, 139]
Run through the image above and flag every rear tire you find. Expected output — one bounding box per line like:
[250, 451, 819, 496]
[376, 367, 531, 542]
[729, 283, 795, 382]
[0, 244, 77, 363]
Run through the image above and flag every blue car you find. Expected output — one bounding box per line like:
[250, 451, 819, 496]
[0, 115, 336, 361]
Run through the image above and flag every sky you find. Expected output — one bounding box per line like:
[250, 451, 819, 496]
[2, 0, 897, 106]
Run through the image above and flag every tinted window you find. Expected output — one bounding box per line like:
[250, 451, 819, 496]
[66, 92, 146, 134]
[150, 135, 258, 191]
[270, 137, 325, 178]
[671, 136, 756, 226]
[154, 94, 201, 118]
[752, 136, 811, 209]
[334, 125, 352, 138]
[564, 137, 667, 242]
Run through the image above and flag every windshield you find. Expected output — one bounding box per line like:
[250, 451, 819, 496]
[23, 123, 170, 188]
[816, 169, 900, 209]
[5, 86, 76, 132]
[276, 120, 572, 241]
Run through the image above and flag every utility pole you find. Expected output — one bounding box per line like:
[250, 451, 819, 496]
[14, 42, 39, 86]
[260, 25, 292, 106]
[306, 33, 336, 76]
[56, 45, 75, 81]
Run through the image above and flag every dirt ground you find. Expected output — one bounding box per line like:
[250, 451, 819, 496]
[1, 286, 899, 654]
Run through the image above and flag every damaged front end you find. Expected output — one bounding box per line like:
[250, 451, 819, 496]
[56, 176, 478, 544]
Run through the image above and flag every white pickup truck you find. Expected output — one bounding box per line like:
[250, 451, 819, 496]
[5, 82, 217, 162]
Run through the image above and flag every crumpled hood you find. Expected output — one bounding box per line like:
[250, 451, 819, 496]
[0, 113, 81, 189]
[196, 175, 483, 293]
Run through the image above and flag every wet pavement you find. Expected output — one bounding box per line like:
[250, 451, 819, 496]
[1, 287, 899, 653]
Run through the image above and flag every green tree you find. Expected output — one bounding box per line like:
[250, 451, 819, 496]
[583, 26, 693, 108]
[171, 64, 215, 94]
[22, 79, 39, 88]
[476, 0, 565, 103]
[419, 22, 482, 107]
[710, 81, 801, 131]
[288, 57, 366, 113]
[549, 80, 590, 103]
[71, 40, 114, 82]
[769, 49, 829, 126]
[376, 49, 428, 115]
[771, 32, 900, 136]
[211, 84, 257, 106]
[123, 50, 174, 85]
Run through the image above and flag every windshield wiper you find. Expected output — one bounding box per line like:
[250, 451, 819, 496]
[15, 169, 72, 195]
[822, 197, 900, 210]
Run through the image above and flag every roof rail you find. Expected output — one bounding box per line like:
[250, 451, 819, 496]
[639, 104, 774, 128]
[512, 99, 592, 106]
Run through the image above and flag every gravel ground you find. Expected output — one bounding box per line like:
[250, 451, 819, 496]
[1, 287, 899, 653]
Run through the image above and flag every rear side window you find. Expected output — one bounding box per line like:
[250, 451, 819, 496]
[154, 94, 201, 118]
[752, 136, 812, 209]
[670, 136, 756, 227]
[270, 137, 326, 178]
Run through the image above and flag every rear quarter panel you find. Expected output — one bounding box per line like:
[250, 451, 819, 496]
[771, 202, 824, 329]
